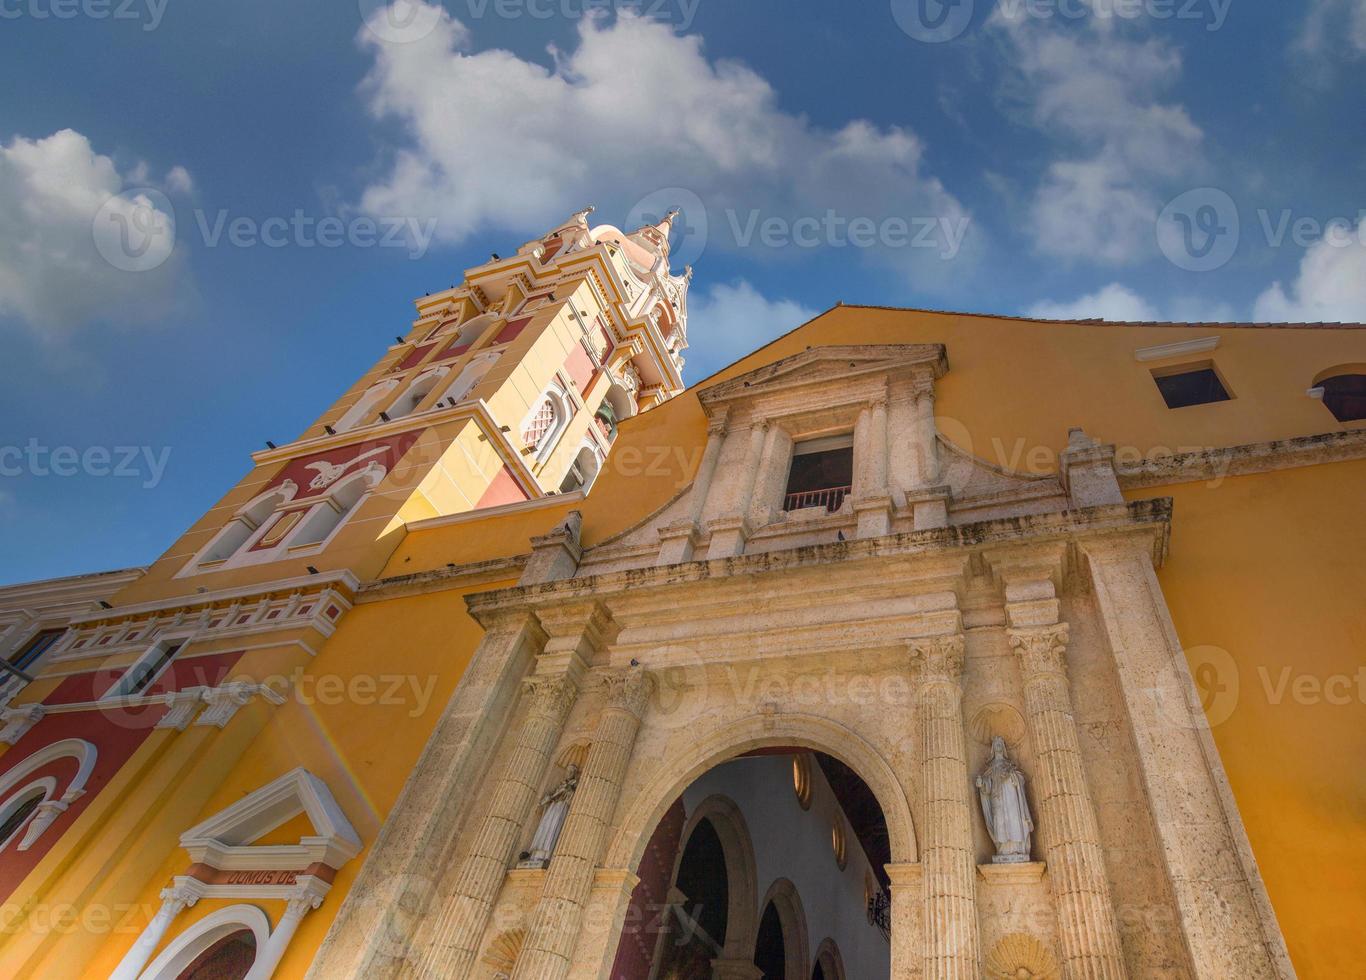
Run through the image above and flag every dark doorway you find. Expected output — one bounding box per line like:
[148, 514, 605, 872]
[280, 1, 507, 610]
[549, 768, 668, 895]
[754, 900, 787, 978]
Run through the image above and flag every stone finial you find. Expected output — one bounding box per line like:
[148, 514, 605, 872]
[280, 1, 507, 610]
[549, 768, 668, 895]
[520, 510, 584, 585]
[1059, 426, 1123, 508]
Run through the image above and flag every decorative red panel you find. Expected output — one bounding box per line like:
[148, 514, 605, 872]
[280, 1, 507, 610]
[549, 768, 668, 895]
[493, 316, 533, 346]
[395, 343, 437, 372]
[564, 342, 596, 393]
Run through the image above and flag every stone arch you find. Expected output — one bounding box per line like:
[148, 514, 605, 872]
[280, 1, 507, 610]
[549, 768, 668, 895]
[672, 793, 760, 962]
[813, 937, 846, 980]
[758, 877, 810, 980]
[604, 711, 916, 873]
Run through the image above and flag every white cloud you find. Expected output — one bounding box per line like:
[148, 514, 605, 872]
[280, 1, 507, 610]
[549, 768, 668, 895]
[0, 129, 191, 334]
[989, 11, 1203, 265]
[355, 5, 971, 283]
[1028, 283, 1158, 321]
[1028, 283, 1235, 323]
[1253, 219, 1366, 323]
[1298, 0, 1366, 56]
[685, 280, 816, 375]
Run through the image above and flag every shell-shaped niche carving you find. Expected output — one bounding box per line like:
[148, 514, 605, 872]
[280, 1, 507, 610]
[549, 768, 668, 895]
[985, 933, 1059, 980]
[970, 702, 1028, 748]
[481, 928, 526, 975]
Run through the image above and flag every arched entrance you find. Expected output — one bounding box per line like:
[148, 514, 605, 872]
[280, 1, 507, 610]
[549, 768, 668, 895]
[611, 736, 897, 980]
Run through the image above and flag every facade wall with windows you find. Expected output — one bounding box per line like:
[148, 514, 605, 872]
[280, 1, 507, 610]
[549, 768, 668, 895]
[0, 293, 1363, 978]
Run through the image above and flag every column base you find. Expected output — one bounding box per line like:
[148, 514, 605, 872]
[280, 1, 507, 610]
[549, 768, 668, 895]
[704, 516, 751, 559]
[657, 520, 702, 565]
[711, 958, 763, 980]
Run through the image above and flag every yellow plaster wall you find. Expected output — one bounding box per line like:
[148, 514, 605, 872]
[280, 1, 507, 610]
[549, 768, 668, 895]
[1132, 460, 1366, 979]
[82, 584, 510, 979]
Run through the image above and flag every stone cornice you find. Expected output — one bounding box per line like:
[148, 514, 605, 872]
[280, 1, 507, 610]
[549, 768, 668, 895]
[356, 555, 529, 603]
[464, 500, 1171, 625]
[1117, 428, 1366, 489]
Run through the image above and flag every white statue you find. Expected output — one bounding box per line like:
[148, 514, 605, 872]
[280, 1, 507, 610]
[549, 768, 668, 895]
[976, 736, 1034, 864]
[519, 765, 579, 869]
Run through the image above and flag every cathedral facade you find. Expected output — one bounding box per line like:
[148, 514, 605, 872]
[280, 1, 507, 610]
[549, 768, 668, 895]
[0, 209, 1363, 978]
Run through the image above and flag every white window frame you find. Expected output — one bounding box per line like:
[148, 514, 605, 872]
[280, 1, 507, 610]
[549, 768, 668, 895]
[0, 777, 56, 851]
[137, 904, 270, 980]
[101, 635, 192, 701]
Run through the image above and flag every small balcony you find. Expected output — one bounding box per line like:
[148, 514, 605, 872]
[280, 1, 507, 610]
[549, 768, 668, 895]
[784, 438, 854, 514]
[783, 484, 851, 513]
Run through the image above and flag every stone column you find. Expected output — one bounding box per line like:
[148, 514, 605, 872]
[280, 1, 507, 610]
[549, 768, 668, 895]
[110, 879, 206, 980]
[1009, 623, 1128, 979]
[406, 671, 580, 978]
[307, 614, 544, 980]
[707, 421, 768, 558]
[244, 877, 329, 980]
[511, 669, 655, 980]
[909, 633, 980, 979]
[689, 416, 728, 524]
[1083, 536, 1292, 979]
[912, 381, 941, 488]
[855, 395, 894, 537]
[659, 415, 729, 564]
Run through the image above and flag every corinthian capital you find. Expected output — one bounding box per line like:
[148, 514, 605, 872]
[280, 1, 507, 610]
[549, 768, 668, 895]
[908, 634, 966, 683]
[600, 669, 656, 720]
[1007, 623, 1070, 678]
[522, 674, 578, 720]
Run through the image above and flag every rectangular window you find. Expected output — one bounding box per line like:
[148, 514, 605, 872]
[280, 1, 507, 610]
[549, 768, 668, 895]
[9, 629, 64, 672]
[784, 435, 854, 513]
[108, 641, 184, 699]
[1152, 364, 1232, 409]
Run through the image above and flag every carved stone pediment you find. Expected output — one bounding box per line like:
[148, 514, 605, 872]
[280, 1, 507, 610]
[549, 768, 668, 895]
[698, 344, 947, 414]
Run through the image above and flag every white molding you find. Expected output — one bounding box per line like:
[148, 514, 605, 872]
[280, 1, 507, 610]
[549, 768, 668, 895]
[179, 768, 361, 871]
[405, 490, 585, 532]
[0, 737, 97, 802]
[136, 903, 270, 980]
[67, 571, 358, 626]
[1133, 336, 1220, 362]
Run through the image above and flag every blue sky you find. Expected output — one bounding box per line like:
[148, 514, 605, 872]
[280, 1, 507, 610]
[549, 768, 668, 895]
[1, 0, 1364, 583]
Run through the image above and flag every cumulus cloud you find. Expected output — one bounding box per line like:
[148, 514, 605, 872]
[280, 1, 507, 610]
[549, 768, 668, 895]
[685, 280, 817, 376]
[356, 4, 972, 284]
[1253, 220, 1366, 322]
[0, 129, 191, 334]
[1297, 0, 1366, 56]
[989, 11, 1203, 265]
[1028, 283, 1235, 323]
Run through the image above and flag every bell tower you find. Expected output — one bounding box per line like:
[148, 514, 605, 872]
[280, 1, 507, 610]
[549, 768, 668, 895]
[177, 207, 692, 580]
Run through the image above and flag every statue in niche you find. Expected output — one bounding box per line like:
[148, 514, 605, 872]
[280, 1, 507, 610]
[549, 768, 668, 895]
[518, 765, 579, 869]
[976, 736, 1034, 864]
